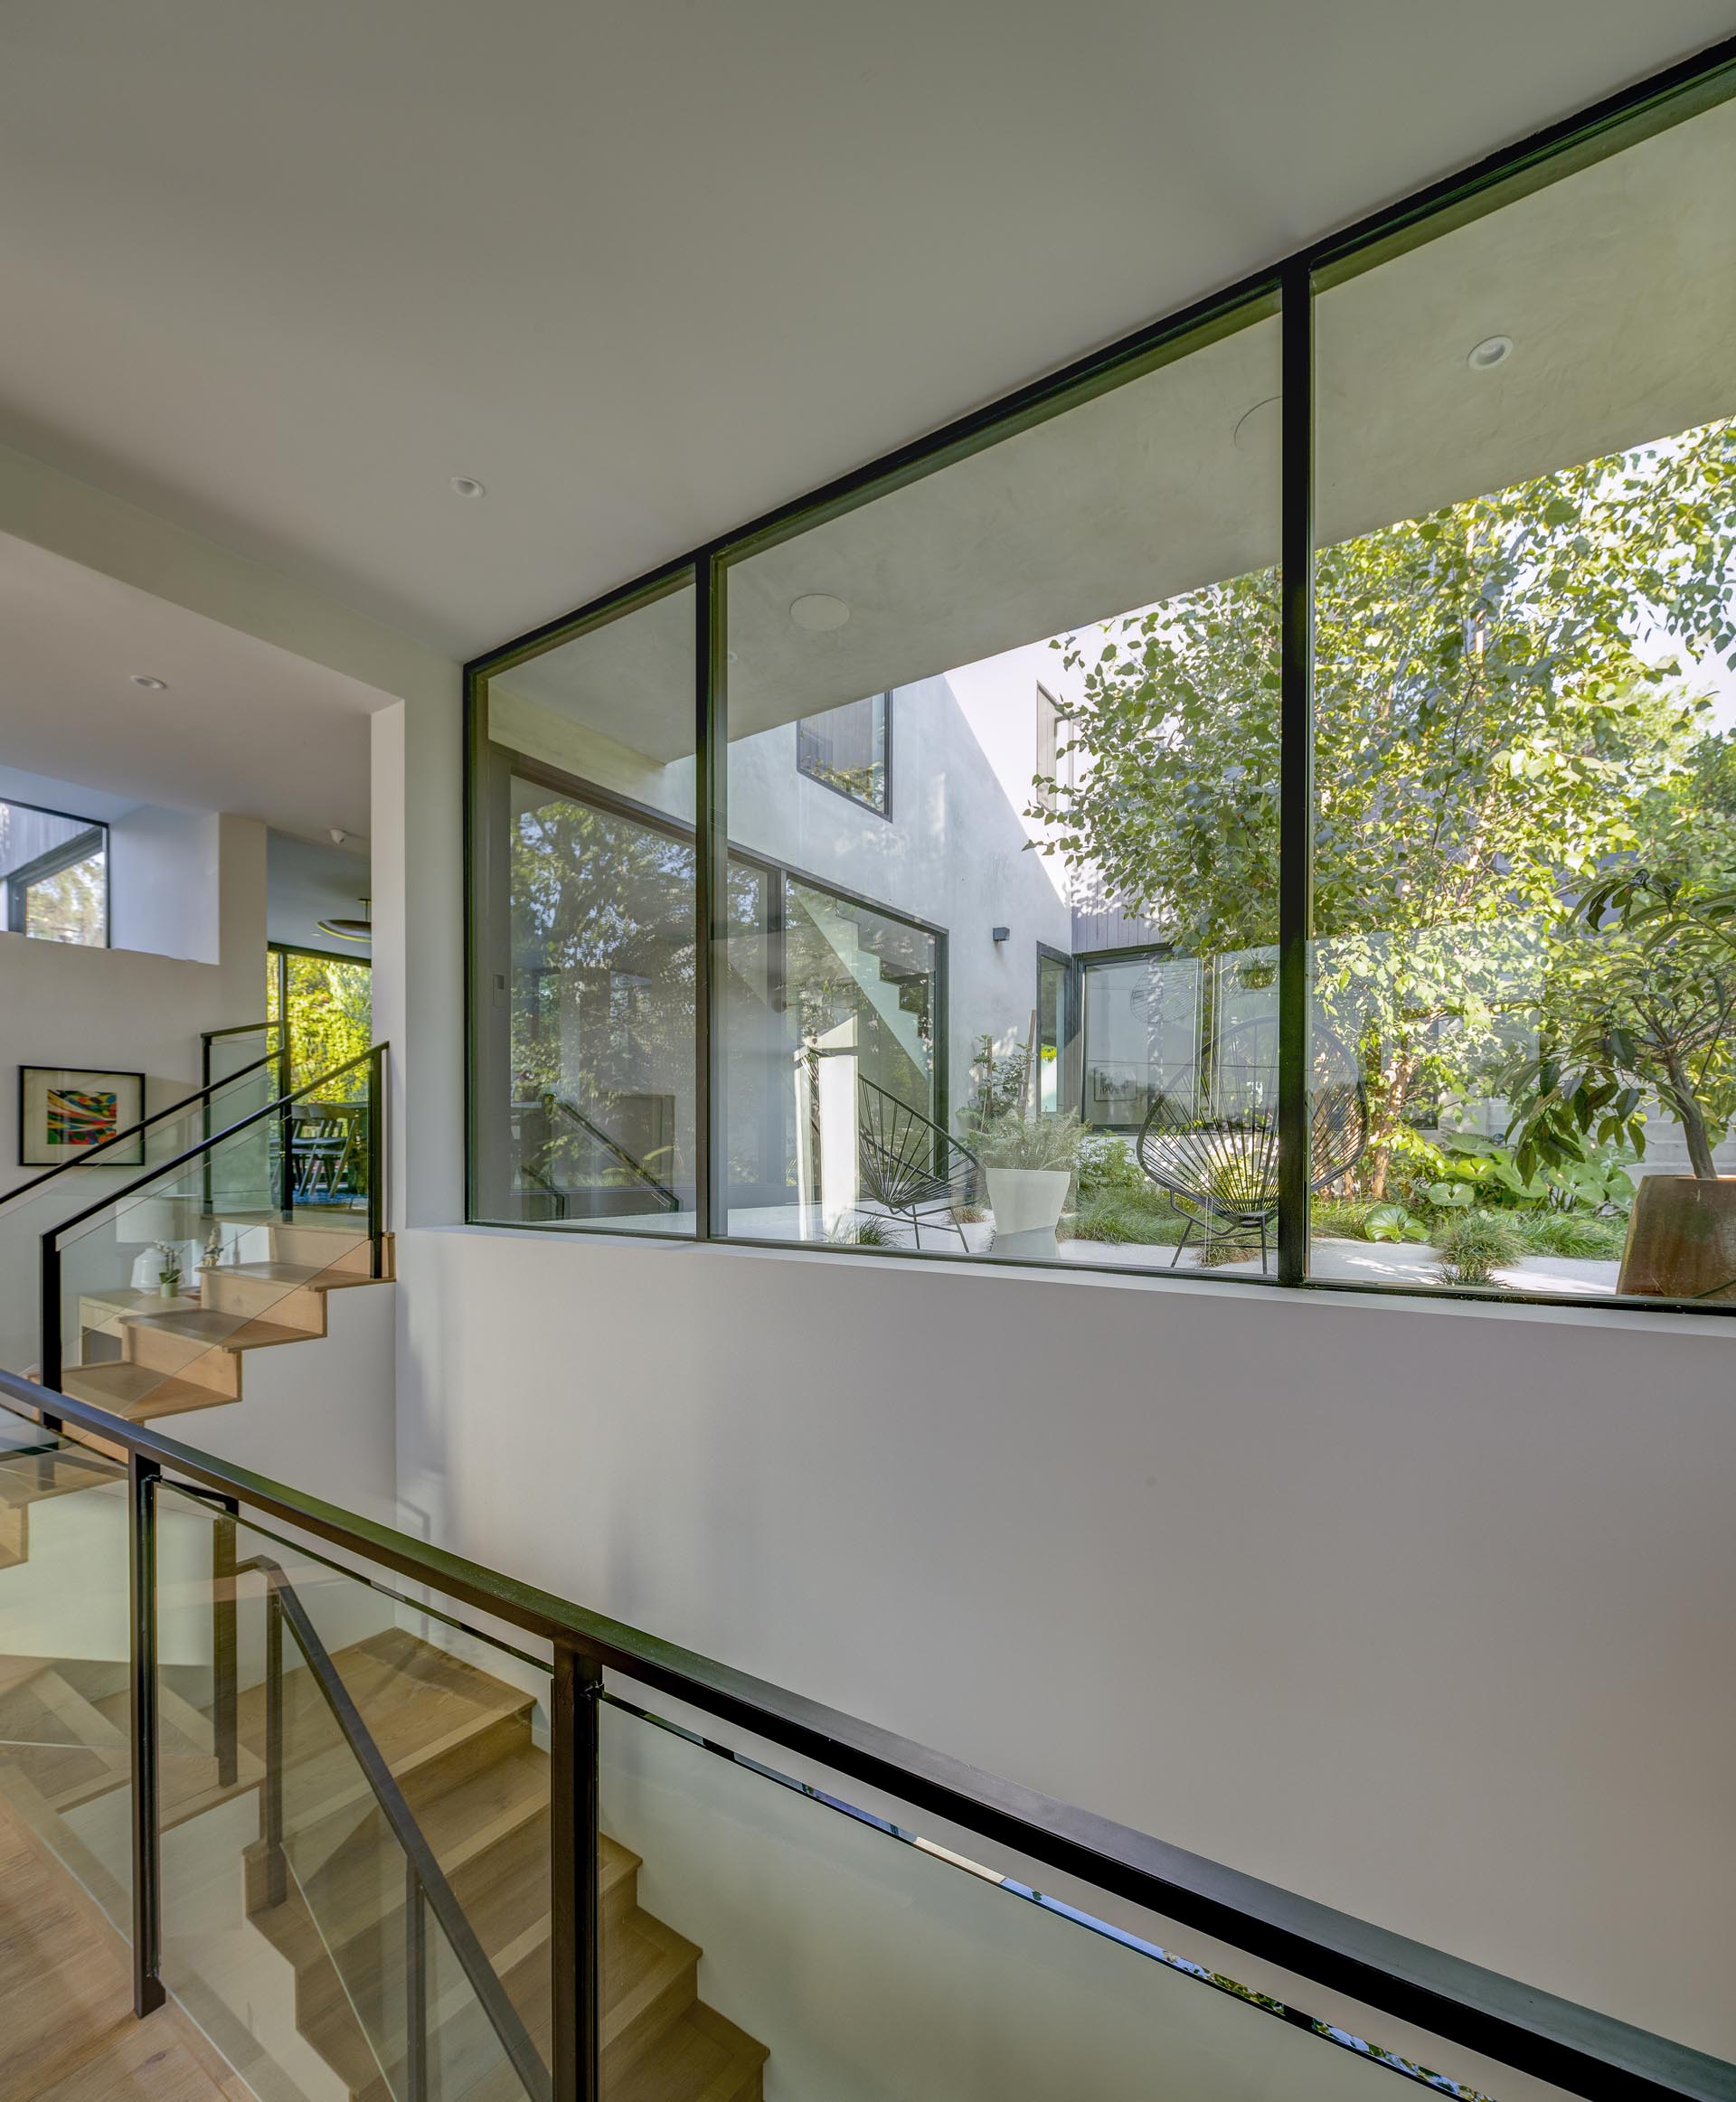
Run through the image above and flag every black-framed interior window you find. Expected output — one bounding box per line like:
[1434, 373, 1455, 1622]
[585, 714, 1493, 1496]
[0, 797, 108, 947]
[466, 37, 1736, 1315]
[797, 692, 891, 815]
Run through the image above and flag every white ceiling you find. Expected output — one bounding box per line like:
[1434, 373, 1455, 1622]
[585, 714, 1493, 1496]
[0, 0, 1731, 664]
[0, 532, 386, 839]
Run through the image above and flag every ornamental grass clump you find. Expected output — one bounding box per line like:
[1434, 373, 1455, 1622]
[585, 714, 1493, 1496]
[1434, 1210, 1528, 1287]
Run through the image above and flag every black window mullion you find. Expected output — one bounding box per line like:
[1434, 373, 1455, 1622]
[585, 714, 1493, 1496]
[1276, 260, 1315, 1287]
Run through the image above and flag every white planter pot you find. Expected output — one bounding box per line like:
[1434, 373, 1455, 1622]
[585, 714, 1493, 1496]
[986, 1166, 1071, 1239]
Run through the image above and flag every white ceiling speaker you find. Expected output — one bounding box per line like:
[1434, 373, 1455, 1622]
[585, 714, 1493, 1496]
[789, 593, 850, 633]
[316, 896, 373, 942]
[1467, 335, 1514, 371]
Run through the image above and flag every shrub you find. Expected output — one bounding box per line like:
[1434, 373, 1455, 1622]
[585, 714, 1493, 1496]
[1077, 1132, 1143, 1195]
[828, 1214, 899, 1247]
[1434, 1210, 1528, 1285]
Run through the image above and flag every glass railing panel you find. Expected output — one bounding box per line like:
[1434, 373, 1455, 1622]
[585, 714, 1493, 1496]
[0, 1057, 281, 1375]
[599, 1692, 1547, 2102]
[0, 1425, 134, 1942]
[49, 1065, 378, 1417]
[155, 1485, 551, 2102]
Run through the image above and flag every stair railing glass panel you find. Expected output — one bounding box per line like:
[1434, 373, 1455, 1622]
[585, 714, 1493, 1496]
[153, 1480, 552, 2102]
[0, 1055, 281, 1375]
[0, 1424, 135, 1946]
[1, 1366, 1728, 2102]
[42, 1047, 384, 1411]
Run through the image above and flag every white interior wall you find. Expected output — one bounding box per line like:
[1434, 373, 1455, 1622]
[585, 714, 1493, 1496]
[392, 1226, 1736, 2068]
[0, 814, 268, 1369]
[108, 803, 222, 962]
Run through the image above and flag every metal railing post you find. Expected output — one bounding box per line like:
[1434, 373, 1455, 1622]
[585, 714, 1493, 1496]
[551, 1641, 602, 2102]
[212, 1498, 239, 1790]
[368, 1045, 385, 1278]
[264, 1584, 287, 1908]
[128, 1453, 165, 2016]
[405, 1859, 429, 2102]
[39, 1232, 61, 1394]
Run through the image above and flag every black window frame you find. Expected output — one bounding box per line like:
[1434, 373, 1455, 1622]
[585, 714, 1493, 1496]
[465, 31, 1736, 1318]
[0, 796, 110, 948]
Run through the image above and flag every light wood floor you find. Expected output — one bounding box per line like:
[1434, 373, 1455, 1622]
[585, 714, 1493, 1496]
[0, 1796, 250, 2102]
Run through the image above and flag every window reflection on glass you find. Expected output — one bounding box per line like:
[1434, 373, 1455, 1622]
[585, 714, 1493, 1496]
[1, 799, 106, 947]
[797, 692, 890, 815]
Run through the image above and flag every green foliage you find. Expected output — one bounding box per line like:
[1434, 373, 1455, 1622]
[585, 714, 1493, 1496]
[1361, 1202, 1429, 1243]
[1077, 1132, 1143, 1194]
[1506, 850, 1736, 1181]
[1434, 1210, 1530, 1286]
[1514, 1210, 1628, 1260]
[829, 1214, 899, 1246]
[271, 951, 372, 1098]
[1036, 416, 1736, 1196]
[971, 1109, 1084, 1174]
[1420, 1129, 1636, 1213]
[1071, 1189, 1188, 1245]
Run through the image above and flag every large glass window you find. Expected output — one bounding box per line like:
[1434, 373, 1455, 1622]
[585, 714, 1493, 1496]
[0, 797, 107, 946]
[1310, 90, 1736, 1305]
[469, 577, 699, 1233]
[464, 49, 1736, 1314]
[721, 301, 1282, 1271]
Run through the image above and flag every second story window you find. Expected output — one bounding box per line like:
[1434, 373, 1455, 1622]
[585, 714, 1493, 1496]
[0, 797, 108, 947]
[797, 691, 891, 816]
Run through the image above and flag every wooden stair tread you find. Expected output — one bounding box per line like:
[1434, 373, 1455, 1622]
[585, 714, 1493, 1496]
[218, 1258, 373, 1290]
[118, 1306, 319, 1351]
[0, 1449, 115, 1508]
[608, 2005, 769, 2102]
[59, 1362, 234, 1419]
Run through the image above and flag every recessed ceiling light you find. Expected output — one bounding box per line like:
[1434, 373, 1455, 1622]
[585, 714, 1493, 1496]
[1467, 335, 1514, 372]
[449, 476, 487, 499]
[789, 593, 850, 633]
[130, 674, 168, 691]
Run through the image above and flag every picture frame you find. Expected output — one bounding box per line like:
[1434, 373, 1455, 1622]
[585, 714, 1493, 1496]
[18, 1065, 146, 1168]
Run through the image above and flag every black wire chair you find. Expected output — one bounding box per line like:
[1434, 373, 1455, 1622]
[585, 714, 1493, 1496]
[826, 1065, 980, 1249]
[1137, 1077, 1368, 1271]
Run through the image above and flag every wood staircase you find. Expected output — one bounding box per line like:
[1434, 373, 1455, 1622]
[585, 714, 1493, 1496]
[0, 1573, 767, 2102]
[60, 1214, 392, 1427]
[237, 1626, 768, 2102]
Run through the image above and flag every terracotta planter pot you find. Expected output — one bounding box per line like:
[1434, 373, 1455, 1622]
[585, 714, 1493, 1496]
[1617, 1174, 1736, 1302]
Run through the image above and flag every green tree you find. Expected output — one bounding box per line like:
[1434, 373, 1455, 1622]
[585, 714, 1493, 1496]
[1035, 417, 1736, 1193]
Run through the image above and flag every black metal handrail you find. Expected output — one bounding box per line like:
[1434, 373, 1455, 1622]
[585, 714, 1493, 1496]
[0, 1052, 279, 1215]
[246, 1551, 552, 2102]
[517, 1095, 679, 1212]
[38, 1045, 386, 1388]
[0, 1368, 1726, 2102]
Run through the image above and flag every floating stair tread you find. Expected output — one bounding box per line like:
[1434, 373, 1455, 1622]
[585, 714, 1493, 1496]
[118, 1307, 319, 1352]
[59, 1362, 234, 1419]
[217, 1258, 373, 1290]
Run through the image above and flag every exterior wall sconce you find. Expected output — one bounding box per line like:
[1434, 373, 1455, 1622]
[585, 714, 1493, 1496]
[991, 926, 1010, 942]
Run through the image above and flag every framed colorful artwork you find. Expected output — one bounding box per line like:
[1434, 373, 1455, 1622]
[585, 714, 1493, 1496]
[17, 1066, 146, 1168]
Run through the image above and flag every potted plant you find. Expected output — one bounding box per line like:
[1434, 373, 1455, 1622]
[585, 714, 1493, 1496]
[1505, 869, 1736, 1299]
[152, 1241, 184, 1302]
[972, 1110, 1083, 1250]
